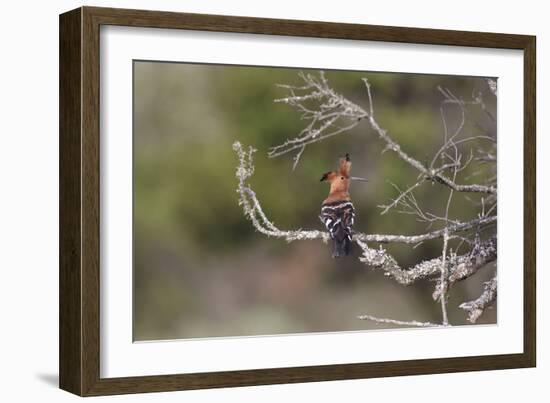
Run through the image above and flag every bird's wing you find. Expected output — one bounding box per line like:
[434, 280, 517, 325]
[341, 203, 355, 238]
[320, 201, 355, 241]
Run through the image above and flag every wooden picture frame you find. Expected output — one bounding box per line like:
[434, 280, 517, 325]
[59, 6, 536, 396]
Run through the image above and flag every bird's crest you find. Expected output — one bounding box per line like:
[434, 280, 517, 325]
[320, 154, 352, 183]
[339, 153, 352, 178]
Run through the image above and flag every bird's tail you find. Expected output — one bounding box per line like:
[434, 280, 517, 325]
[332, 236, 352, 258]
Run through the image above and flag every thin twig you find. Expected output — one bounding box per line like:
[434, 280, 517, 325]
[439, 229, 450, 325]
[357, 314, 444, 328]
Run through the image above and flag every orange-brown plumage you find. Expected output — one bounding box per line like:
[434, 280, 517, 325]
[320, 154, 352, 203]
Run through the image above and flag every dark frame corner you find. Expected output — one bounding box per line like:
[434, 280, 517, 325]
[60, 6, 536, 396]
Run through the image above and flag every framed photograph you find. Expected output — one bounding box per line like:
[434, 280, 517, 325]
[59, 6, 536, 396]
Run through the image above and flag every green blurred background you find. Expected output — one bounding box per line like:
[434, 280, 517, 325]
[133, 61, 497, 341]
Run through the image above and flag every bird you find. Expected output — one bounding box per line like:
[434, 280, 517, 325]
[319, 153, 367, 257]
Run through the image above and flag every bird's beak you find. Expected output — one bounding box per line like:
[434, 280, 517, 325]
[350, 176, 369, 182]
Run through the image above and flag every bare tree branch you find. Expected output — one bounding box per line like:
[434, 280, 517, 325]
[233, 141, 330, 243]
[356, 238, 496, 286]
[364, 79, 496, 195]
[436, 118, 461, 325]
[459, 274, 497, 323]
[270, 71, 365, 166]
[439, 229, 450, 325]
[273, 72, 496, 195]
[354, 216, 495, 244]
[233, 141, 495, 245]
[432, 237, 497, 300]
[357, 314, 443, 328]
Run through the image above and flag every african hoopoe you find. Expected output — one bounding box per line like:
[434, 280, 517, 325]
[319, 154, 367, 257]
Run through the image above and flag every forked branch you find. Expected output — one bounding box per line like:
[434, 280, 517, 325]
[273, 72, 496, 195]
[459, 274, 498, 323]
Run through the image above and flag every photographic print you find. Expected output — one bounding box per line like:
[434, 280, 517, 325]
[133, 61, 497, 341]
[59, 8, 535, 394]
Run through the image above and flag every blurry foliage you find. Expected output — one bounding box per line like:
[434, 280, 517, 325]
[133, 62, 496, 340]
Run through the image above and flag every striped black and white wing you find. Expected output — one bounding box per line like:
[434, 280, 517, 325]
[320, 201, 355, 257]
